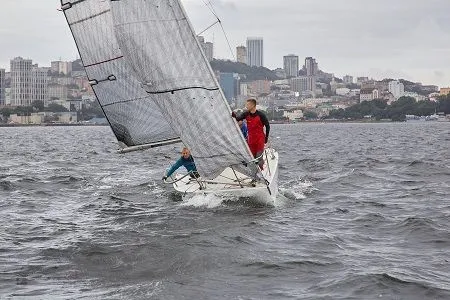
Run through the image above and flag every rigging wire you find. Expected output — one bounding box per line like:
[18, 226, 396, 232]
[218, 21, 236, 60]
[199, 0, 236, 60]
[203, 0, 220, 20]
[197, 20, 220, 37]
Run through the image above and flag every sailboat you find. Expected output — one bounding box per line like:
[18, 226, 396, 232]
[61, 0, 279, 204]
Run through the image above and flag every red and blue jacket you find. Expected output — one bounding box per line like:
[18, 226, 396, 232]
[236, 110, 270, 146]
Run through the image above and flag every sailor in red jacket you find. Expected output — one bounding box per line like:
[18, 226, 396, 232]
[233, 98, 270, 169]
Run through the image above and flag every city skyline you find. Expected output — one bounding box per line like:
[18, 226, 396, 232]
[0, 0, 449, 87]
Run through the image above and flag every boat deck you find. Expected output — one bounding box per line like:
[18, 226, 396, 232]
[172, 148, 279, 204]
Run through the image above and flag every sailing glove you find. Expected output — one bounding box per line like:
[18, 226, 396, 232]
[162, 176, 167, 181]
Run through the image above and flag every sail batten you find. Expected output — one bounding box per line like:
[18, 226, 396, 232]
[118, 138, 182, 154]
[84, 56, 123, 68]
[61, 0, 179, 148]
[68, 9, 110, 25]
[110, 0, 258, 177]
[145, 86, 219, 95]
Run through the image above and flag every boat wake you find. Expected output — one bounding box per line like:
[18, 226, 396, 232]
[180, 193, 226, 208]
[180, 192, 277, 208]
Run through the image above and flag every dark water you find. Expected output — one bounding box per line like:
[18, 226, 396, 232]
[1, 123, 449, 299]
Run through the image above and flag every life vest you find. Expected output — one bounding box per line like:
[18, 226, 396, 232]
[245, 111, 266, 146]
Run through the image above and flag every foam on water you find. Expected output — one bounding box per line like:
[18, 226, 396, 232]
[180, 193, 228, 208]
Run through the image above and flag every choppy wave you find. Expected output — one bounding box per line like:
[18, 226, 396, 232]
[316, 272, 450, 299]
[1, 123, 449, 299]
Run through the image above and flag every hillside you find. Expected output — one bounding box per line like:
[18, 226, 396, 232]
[210, 59, 279, 82]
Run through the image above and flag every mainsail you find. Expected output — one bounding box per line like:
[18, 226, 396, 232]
[109, 0, 257, 178]
[61, 0, 179, 149]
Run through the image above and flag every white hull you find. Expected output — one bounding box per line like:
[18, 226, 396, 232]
[172, 148, 279, 205]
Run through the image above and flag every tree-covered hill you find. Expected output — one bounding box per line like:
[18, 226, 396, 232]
[210, 59, 279, 81]
[328, 96, 449, 121]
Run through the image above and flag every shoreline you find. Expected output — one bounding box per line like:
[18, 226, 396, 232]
[270, 119, 395, 124]
[0, 123, 108, 127]
[1, 120, 446, 127]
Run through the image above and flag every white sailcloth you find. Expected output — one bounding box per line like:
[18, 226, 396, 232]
[110, 0, 257, 178]
[61, 0, 179, 148]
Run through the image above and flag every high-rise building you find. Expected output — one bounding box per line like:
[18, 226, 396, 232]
[303, 57, 318, 95]
[343, 75, 354, 84]
[388, 80, 405, 100]
[219, 72, 239, 103]
[10, 57, 49, 106]
[283, 54, 299, 78]
[10, 57, 33, 106]
[198, 36, 214, 62]
[304, 57, 318, 76]
[51, 61, 72, 75]
[31, 66, 49, 104]
[0, 69, 5, 105]
[236, 46, 247, 64]
[246, 37, 263, 67]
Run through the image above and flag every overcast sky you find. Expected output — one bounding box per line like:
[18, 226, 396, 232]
[1, 0, 449, 87]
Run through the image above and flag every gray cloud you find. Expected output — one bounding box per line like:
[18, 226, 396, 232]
[184, 0, 450, 86]
[0, 0, 449, 87]
[0, 0, 77, 69]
